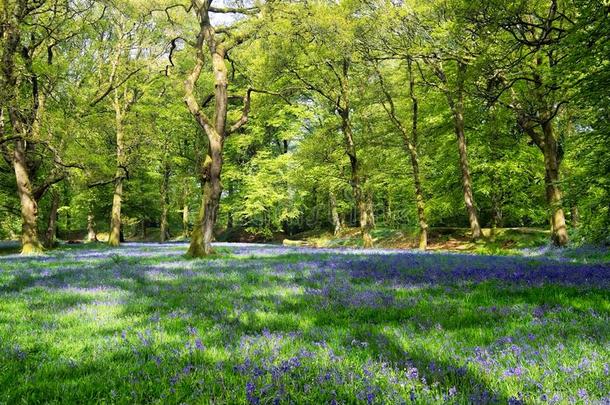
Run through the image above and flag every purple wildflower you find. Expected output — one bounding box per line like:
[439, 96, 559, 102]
[578, 389, 588, 401]
[246, 381, 258, 405]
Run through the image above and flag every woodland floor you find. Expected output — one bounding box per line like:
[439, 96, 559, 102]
[0, 243, 609, 404]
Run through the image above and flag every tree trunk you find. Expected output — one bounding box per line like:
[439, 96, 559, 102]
[108, 175, 123, 246]
[3, 22, 44, 255]
[490, 190, 502, 237]
[340, 110, 372, 247]
[202, 139, 223, 254]
[407, 59, 427, 249]
[515, 58, 569, 247]
[13, 139, 43, 254]
[384, 194, 393, 227]
[345, 135, 372, 247]
[182, 192, 190, 238]
[453, 112, 482, 239]
[188, 197, 206, 257]
[86, 213, 97, 242]
[490, 174, 503, 239]
[571, 206, 580, 228]
[516, 67, 569, 247]
[184, 4, 238, 257]
[541, 120, 568, 246]
[160, 161, 171, 242]
[108, 91, 126, 247]
[377, 58, 428, 249]
[44, 189, 59, 248]
[448, 64, 481, 239]
[329, 191, 342, 236]
[366, 192, 375, 228]
[188, 138, 223, 256]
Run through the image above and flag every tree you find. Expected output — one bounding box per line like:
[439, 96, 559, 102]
[472, 0, 579, 246]
[174, 0, 262, 256]
[0, 0, 91, 253]
[265, 1, 376, 247]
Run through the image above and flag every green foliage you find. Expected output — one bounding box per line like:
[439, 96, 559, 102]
[0, 0, 608, 246]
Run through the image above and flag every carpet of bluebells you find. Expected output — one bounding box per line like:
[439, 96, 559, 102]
[0, 242, 609, 404]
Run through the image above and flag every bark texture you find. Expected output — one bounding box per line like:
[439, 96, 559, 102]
[1, 6, 44, 254]
[108, 95, 124, 247]
[13, 140, 43, 254]
[450, 62, 481, 239]
[337, 59, 373, 248]
[108, 88, 132, 247]
[541, 121, 568, 246]
[514, 65, 569, 247]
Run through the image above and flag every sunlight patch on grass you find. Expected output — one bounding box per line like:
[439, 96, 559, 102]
[0, 243, 608, 403]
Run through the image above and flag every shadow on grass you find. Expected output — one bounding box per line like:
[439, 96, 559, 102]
[0, 244, 608, 403]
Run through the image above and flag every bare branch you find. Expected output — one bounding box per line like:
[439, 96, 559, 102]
[90, 67, 144, 107]
[33, 173, 65, 201]
[209, 6, 258, 15]
[227, 88, 291, 135]
[88, 178, 117, 188]
[227, 89, 252, 134]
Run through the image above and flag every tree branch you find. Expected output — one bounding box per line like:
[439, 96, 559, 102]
[90, 67, 144, 107]
[208, 6, 258, 15]
[227, 88, 292, 135]
[33, 173, 65, 201]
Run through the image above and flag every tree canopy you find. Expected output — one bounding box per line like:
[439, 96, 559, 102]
[1, 0, 608, 254]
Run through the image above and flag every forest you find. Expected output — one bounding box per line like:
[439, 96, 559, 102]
[0, 0, 609, 403]
[0, 0, 608, 254]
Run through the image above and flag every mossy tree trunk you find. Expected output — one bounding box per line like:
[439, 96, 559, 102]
[2, 14, 44, 254]
[108, 87, 134, 247]
[336, 59, 373, 248]
[514, 62, 569, 247]
[108, 101, 124, 247]
[13, 139, 43, 254]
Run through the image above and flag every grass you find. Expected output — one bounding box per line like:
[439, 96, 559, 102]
[0, 243, 608, 404]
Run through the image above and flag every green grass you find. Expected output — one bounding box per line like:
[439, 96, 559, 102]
[0, 243, 608, 404]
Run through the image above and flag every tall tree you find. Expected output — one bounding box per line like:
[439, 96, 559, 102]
[178, 0, 260, 256]
[0, 0, 90, 253]
[269, 1, 375, 247]
[473, 0, 577, 245]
